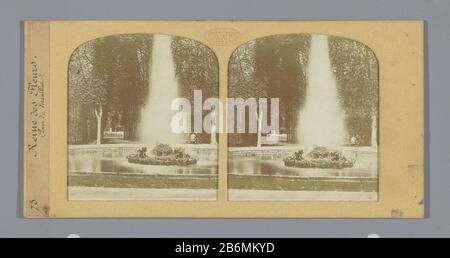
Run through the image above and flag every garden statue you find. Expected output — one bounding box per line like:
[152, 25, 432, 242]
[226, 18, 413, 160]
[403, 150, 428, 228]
[127, 144, 197, 166]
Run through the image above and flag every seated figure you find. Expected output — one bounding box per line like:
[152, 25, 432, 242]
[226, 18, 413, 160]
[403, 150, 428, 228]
[136, 147, 147, 158]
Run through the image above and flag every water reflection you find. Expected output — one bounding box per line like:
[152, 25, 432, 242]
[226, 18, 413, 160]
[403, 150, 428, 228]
[229, 157, 377, 178]
[69, 152, 218, 175]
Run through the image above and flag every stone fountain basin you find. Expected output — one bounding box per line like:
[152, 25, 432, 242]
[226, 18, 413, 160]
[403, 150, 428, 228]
[283, 159, 353, 169]
[69, 172, 217, 189]
[127, 154, 197, 166]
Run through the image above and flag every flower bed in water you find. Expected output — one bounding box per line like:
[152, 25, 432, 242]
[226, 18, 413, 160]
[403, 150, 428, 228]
[127, 144, 197, 166]
[283, 146, 354, 169]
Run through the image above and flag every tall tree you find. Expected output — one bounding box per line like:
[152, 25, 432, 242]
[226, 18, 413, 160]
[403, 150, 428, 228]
[68, 40, 108, 145]
[329, 36, 379, 145]
[228, 35, 310, 146]
[69, 34, 153, 144]
[172, 36, 219, 142]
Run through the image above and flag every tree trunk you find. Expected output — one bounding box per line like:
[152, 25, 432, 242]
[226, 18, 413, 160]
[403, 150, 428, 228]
[210, 128, 217, 145]
[256, 109, 263, 148]
[94, 106, 103, 145]
[210, 109, 217, 145]
[371, 113, 377, 147]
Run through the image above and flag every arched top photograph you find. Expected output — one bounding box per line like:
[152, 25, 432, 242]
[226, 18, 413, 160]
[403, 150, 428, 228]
[67, 33, 219, 201]
[227, 33, 379, 202]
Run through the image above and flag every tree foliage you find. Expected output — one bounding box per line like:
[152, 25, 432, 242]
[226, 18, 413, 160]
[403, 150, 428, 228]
[228, 34, 379, 147]
[172, 37, 219, 100]
[329, 36, 379, 117]
[68, 34, 218, 144]
[68, 40, 107, 107]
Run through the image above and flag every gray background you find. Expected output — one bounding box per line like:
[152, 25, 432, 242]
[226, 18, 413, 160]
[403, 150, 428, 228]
[0, 0, 447, 238]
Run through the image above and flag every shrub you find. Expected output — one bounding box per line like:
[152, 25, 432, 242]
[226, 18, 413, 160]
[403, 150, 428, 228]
[152, 143, 173, 156]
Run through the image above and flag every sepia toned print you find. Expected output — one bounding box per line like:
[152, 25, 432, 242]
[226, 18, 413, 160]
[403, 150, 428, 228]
[23, 21, 423, 218]
[67, 32, 378, 202]
[228, 34, 379, 201]
[67, 34, 219, 200]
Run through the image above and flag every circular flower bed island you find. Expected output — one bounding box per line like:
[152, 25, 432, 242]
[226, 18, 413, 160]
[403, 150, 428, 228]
[127, 144, 197, 166]
[283, 146, 354, 169]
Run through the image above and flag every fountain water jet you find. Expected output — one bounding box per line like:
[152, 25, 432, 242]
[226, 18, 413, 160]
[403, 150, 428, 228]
[298, 35, 346, 147]
[140, 35, 182, 146]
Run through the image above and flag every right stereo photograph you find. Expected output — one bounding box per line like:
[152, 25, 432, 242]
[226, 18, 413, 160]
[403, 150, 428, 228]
[227, 34, 379, 201]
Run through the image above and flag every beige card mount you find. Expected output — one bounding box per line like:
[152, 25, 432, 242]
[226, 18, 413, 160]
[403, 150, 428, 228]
[23, 21, 424, 218]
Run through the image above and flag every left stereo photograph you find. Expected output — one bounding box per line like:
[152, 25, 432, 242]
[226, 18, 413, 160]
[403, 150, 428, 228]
[67, 34, 219, 201]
